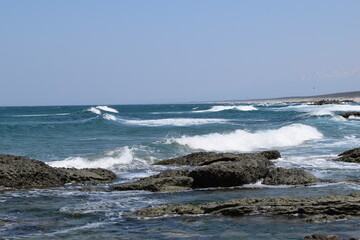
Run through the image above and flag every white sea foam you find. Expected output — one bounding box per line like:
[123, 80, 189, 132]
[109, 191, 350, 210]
[47, 146, 134, 169]
[87, 107, 102, 115]
[281, 104, 360, 116]
[103, 113, 117, 121]
[349, 115, 360, 120]
[170, 124, 323, 152]
[123, 118, 228, 127]
[96, 105, 119, 113]
[193, 105, 258, 113]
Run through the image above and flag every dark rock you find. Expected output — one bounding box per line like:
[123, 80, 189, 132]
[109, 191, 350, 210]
[263, 167, 318, 185]
[338, 112, 360, 119]
[0, 154, 116, 189]
[137, 193, 360, 222]
[304, 234, 359, 240]
[335, 147, 360, 163]
[154, 150, 280, 166]
[110, 169, 192, 192]
[189, 158, 273, 188]
[310, 99, 353, 105]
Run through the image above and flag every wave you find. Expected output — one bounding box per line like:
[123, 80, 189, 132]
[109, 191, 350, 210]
[96, 106, 119, 113]
[123, 118, 228, 127]
[47, 146, 134, 169]
[170, 124, 323, 152]
[281, 104, 360, 116]
[87, 107, 102, 115]
[103, 113, 117, 121]
[193, 105, 258, 113]
[349, 115, 360, 120]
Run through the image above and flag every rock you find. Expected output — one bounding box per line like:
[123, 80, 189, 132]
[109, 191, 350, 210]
[262, 168, 318, 185]
[189, 157, 273, 188]
[335, 147, 360, 163]
[137, 193, 360, 221]
[304, 234, 359, 240]
[310, 99, 354, 105]
[338, 112, 360, 119]
[154, 150, 281, 166]
[110, 169, 193, 192]
[0, 154, 116, 189]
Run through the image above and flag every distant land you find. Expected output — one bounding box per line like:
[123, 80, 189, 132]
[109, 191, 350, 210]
[208, 91, 360, 104]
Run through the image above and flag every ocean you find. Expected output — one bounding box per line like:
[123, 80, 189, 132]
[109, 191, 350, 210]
[1, 102, 360, 239]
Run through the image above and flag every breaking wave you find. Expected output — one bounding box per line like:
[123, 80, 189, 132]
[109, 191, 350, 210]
[87, 107, 102, 115]
[282, 104, 360, 116]
[96, 106, 119, 113]
[123, 118, 228, 127]
[47, 147, 134, 169]
[193, 105, 258, 113]
[170, 124, 323, 152]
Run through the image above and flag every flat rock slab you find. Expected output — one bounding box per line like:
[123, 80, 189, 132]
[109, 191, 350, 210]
[0, 154, 116, 189]
[137, 193, 360, 223]
[304, 234, 359, 240]
[153, 150, 281, 166]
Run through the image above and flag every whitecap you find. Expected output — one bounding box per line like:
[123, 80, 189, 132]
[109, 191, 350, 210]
[47, 146, 134, 169]
[87, 107, 101, 115]
[96, 106, 119, 113]
[103, 113, 117, 121]
[170, 124, 323, 152]
[348, 115, 360, 120]
[123, 118, 228, 127]
[193, 105, 258, 113]
[280, 103, 360, 116]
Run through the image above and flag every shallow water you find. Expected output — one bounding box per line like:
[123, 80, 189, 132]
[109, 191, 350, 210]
[1, 102, 360, 239]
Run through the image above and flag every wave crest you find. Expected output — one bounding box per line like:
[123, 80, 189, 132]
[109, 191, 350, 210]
[96, 106, 119, 113]
[194, 105, 258, 113]
[170, 124, 323, 152]
[123, 118, 228, 127]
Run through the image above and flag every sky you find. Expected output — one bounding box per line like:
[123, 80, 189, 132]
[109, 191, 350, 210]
[0, 0, 360, 106]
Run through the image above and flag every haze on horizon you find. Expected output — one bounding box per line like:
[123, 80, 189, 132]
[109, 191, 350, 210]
[1, 0, 359, 106]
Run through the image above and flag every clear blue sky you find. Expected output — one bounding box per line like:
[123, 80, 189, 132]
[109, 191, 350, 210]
[1, 0, 359, 106]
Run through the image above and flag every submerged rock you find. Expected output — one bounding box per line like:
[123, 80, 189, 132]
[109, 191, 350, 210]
[154, 150, 281, 166]
[110, 169, 192, 192]
[304, 234, 359, 240]
[0, 154, 116, 189]
[263, 168, 318, 185]
[335, 147, 360, 163]
[338, 112, 360, 119]
[310, 99, 354, 105]
[137, 193, 360, 222]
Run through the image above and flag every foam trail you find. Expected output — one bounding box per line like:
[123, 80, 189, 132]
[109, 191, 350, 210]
[171, 124, 323, 152]
[96, 106, 119, 113]
[281, 104, 360, 116]
[194, 105, 258, 113]
[47, 147, 133, 169]
[87, 107, 101, 115]
[123, 118, 228, 127]
[103, 113, 117, 121]
[12, 113, 70, 117]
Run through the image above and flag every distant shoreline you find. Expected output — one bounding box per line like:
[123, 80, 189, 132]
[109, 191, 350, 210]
[205, 91, 360, 104]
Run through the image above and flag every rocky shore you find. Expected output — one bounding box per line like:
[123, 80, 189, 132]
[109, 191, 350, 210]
[110, 150, 318, 192]
[0, 154, 116, 189]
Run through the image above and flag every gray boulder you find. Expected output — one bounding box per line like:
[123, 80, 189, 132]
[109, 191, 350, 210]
[263, 168, 318, 185]
[0, 154, 116, 189]
[338, 112, 360, 119]
[335, 147, 360, 163]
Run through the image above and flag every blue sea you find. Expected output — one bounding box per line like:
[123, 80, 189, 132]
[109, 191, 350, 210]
[1, 102, 360, 239]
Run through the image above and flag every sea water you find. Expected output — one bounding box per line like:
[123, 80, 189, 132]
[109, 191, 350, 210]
[1, 103, 360, 239]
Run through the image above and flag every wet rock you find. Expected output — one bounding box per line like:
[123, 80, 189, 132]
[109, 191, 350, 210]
[110, 169, 193, 192]
[189, 158, 273, 188]
[263, 168, 318, 186]
[335, 147, 360, 163]
[0, 154, 116, 189]
[137, 193, 360, 221]
[304, 234, 359, 240]
[154, 150, 281, 166]
[338, 112, 360, 119]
